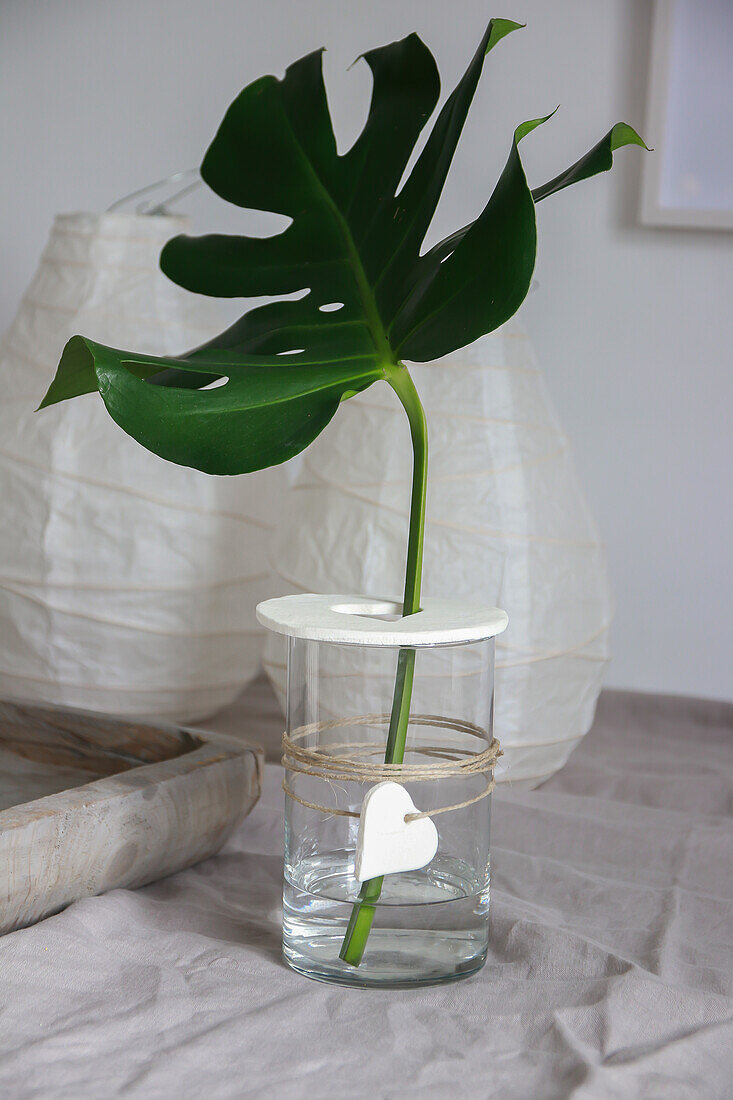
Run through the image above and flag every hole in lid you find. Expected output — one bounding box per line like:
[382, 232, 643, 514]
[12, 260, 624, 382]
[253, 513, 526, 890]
[319, 302, 344, 312]
[331, 600, 403, 622]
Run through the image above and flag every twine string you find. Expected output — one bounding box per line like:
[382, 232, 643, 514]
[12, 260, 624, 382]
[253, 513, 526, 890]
[281, 713, 502, 821]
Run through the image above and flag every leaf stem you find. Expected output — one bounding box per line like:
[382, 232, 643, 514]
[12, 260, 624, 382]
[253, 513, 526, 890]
[339, 365, 427, 966]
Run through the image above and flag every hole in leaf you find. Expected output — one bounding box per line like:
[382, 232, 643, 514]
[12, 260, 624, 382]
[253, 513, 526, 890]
[201, 376, 229, 390]
[319, 302, 344, 313]
[276, 348, 306, 356]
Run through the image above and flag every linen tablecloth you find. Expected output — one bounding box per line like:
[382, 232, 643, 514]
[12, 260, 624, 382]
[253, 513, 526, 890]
[1, 684, 732, 1098]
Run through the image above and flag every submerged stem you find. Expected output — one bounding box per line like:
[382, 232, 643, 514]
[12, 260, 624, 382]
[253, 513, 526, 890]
[339, 365, 427, 966]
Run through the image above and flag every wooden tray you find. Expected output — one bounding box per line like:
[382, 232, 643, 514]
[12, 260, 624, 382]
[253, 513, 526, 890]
[0, 699, 263, 934]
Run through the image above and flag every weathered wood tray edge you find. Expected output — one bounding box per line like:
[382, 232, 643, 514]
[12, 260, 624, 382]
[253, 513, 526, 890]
[0, 699, 264, 935]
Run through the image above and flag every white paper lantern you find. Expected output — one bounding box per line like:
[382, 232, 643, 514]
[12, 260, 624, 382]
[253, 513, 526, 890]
[265, 316, 611, 788]
[0, 212, 281, 721]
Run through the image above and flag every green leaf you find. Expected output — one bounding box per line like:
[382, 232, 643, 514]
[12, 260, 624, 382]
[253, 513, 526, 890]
[406, 119, 650, 341]
[41, 21, 524, 470]
[367, 19, 524, 324]
[38, 336, 168, 408]
[531, 122, 649, 202]
[40, 21, 645, 477]
[47, 337, 382, 475]
[392, 114, 554, 361]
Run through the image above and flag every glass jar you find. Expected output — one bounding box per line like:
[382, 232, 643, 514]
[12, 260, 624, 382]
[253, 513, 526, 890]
[257, 595, 508, 988]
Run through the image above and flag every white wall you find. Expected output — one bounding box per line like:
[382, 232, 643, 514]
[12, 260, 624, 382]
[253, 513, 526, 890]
[2, 0, 731, 700]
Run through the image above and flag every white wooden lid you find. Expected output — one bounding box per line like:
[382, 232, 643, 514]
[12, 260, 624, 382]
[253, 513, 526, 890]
[256, 594, 508, 647]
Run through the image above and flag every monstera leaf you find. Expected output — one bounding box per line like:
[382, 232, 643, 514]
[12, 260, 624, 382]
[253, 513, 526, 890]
[40, 19, 645, 476]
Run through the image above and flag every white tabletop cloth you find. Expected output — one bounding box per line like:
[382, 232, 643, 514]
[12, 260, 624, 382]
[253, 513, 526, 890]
[1, 685, 731, 1099]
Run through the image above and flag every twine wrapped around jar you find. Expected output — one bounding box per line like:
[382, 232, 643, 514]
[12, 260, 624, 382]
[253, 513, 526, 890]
[282, 713, 502, 820]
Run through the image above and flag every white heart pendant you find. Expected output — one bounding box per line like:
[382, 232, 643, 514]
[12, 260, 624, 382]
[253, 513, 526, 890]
[354, 781, 439, 882]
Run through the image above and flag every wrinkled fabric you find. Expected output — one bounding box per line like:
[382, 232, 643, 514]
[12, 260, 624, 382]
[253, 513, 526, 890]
[1, 685, 731, 1099]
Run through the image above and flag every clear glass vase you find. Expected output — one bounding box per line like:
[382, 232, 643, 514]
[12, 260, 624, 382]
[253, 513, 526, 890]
[257, 595, 507, 988]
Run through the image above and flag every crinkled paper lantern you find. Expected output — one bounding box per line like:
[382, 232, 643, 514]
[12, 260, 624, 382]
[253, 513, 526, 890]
[0, 212, 280, 721]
